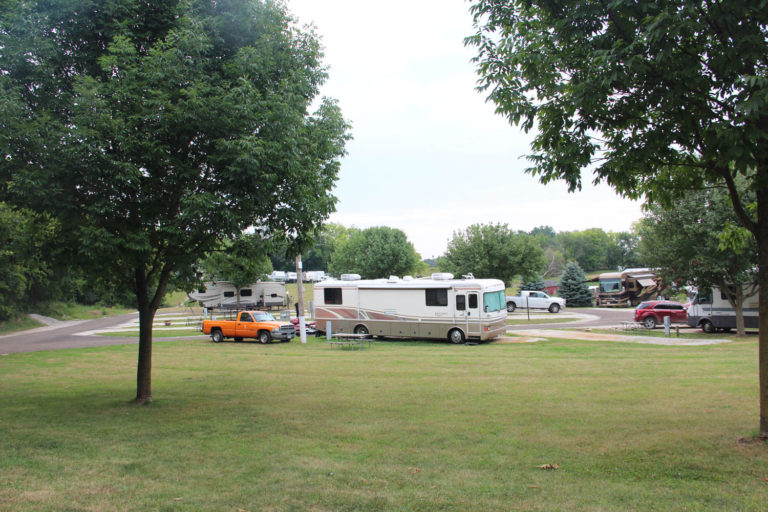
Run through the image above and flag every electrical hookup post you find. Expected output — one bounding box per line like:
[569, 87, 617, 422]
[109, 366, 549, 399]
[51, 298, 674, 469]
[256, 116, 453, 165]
[295, 254, 307, 344]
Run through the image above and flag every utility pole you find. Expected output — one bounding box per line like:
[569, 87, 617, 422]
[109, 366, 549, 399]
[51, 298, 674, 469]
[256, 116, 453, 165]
[295, 254, 307, 344]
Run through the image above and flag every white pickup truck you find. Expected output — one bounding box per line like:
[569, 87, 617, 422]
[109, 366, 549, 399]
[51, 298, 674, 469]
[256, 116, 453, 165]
[506, 291, 566, 313]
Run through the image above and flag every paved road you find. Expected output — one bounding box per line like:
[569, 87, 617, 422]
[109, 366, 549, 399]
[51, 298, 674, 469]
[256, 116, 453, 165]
[0, 313, 145, 354]
[507, 307, 636, 330]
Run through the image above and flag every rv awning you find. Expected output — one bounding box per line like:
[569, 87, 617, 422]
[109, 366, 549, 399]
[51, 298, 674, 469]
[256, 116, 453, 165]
[637, 278, 656, 287]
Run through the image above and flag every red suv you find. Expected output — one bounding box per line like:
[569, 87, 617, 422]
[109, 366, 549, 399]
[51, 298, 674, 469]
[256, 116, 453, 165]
[634, 301, 688, 328]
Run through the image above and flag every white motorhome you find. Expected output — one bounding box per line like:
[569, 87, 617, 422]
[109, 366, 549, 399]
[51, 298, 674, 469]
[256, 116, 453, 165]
[313, 273, 508, 343]
[687, 285, 759, 333]
[189, 281, 287, 310]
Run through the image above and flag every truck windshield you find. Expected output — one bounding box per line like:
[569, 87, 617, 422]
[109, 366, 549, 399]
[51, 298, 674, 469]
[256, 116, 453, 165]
[483, 290, 505, 312]
[600, 279, 622, 293]
[252, 312, 275, 321]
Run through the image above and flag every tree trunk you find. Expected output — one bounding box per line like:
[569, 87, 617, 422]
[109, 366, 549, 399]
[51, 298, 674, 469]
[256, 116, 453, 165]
[734, 289, 746, 338]
[758, 188, 768, 437]
[132, 264, 171, 404]
[135, 301, 155, 404]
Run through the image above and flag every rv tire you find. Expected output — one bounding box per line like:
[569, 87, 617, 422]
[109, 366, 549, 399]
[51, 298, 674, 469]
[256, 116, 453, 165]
[258, 330, 272, 344]
[211, 329, 224, 343]
[700, 320, 715, 334]
[448, 328, 465, 344]
[354, 325, 369, 335]
[506, 302, 516, 313]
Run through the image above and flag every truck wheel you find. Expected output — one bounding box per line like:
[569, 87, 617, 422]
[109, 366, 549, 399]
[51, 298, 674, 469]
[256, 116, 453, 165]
[506, 302, 516, 313]
[642, 317, 657, 329]
[448, 328, 465, 344]
[548, 303, 560, 313]
[258, 331, 272, 344]
[211, 329, 224, 343]
[701, 320, 715, 334]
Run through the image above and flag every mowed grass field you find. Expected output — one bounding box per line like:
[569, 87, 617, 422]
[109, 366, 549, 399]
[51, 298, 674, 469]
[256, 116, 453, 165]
[1, 335, 767, 511]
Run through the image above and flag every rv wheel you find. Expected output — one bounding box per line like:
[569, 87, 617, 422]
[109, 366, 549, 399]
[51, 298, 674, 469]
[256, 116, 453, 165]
[701, 320, 715, 334]
[354, 325, 369, 335]
[448, 329, 465, 344]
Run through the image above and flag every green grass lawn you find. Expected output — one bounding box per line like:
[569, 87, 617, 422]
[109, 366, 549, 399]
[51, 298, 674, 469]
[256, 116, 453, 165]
[1, 336, 767, 511]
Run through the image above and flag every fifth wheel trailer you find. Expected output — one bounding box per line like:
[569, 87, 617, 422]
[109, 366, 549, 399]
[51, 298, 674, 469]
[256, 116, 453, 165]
[188, 281, 286, 310]
[313, 273, 508, 343]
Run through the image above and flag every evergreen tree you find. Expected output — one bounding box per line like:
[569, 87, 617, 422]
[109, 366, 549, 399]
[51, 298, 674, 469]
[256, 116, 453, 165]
[558, 263, 593, 307]
[522, 276, 546, 292]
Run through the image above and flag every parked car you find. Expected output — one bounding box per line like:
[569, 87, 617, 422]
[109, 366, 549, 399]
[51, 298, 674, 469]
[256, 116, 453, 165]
[290, 317, 317, 334]
[633, 301, 688, 328]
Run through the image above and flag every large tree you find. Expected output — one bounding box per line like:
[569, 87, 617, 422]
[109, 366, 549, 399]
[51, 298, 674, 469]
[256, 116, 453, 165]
[467, 0, 768, 434]
[639, 185, 758, 336]
[0, 0, 349, 403]
[328, 226, 420, 279]
[440, 223, 544, 285]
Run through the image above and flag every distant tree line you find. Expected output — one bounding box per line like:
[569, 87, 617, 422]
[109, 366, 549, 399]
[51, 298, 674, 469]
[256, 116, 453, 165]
[0, 216, 648, 323]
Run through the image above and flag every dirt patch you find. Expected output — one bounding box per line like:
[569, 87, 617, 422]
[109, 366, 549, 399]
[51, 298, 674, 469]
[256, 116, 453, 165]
[493, 336, 542, 344]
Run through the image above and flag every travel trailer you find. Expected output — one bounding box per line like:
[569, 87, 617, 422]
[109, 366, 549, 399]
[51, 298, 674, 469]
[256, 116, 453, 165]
[189, 281, 287, 310]
[313, 273, 508, 343]
[687, 285, 759, 333]
[598, 268, 661, 307]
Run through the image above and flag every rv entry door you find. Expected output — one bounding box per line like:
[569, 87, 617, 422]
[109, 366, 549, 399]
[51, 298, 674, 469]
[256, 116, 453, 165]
[456, 292, 481, 337]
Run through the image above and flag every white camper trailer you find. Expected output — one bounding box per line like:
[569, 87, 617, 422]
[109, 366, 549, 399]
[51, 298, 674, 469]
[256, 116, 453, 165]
[189, 281, 287, 310]
[687, 285, 759, 333]
[313, 273, 508, 343]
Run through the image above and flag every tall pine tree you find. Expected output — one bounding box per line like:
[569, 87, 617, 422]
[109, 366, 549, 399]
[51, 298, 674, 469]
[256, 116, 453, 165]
[559, 263, 593, 307]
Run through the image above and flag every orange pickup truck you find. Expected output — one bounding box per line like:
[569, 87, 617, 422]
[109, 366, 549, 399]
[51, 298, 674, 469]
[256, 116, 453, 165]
[201, 311, 295, 344]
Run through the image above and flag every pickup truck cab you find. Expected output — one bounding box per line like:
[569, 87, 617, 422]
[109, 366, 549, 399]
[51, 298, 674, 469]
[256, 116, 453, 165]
[201, 311, 295, 344]
[506, 291, 566, 313]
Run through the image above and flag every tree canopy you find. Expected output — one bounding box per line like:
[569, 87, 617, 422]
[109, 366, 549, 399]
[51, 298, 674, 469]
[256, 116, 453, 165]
[639, 185, 758, 335]
[328, 226, 420, 279]
[0, 0, 349, 402]
[467, 0, 768, 434]
[440, 223, 544, 285]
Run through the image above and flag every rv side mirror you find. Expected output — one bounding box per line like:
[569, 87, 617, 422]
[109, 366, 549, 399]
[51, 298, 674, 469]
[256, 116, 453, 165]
[484, 305, 488, 312]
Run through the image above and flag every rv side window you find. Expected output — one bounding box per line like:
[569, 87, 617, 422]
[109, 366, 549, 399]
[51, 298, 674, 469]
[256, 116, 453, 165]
[240, 289, 252, 297]
[324, 288, 342, 305]
[456, 295, 466, 311]
[469, 294, 478, 309]
[223, 291, 235, 298]
[426, 289, 448, 307]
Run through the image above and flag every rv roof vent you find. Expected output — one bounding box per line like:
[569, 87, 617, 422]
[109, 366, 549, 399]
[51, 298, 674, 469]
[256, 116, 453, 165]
[403, 275, 414, 281]
[431, 273, 454, 280]
[462, 273, 475, 280]
[340, 273, 361, 281]
[387, 275, 400, 282]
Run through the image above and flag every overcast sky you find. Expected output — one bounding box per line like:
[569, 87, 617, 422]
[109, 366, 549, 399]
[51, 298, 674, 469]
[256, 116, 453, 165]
[287, 0, 643, 259]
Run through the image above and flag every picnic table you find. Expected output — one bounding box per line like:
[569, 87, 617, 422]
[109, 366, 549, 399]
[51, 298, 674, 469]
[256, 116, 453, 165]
[328, 333, 372, 349]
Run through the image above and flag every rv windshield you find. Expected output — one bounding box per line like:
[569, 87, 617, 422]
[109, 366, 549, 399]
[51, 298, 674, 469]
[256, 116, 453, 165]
[483, 290, 506, 312]
[600, 279, 622, 293]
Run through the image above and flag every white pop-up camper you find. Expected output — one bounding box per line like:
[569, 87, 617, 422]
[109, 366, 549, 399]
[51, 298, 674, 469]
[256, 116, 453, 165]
[313, 273, 508, 343]
[189, 281, 286, 310]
